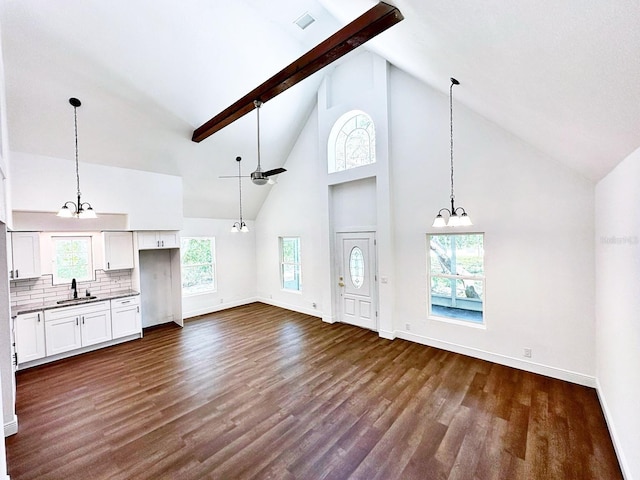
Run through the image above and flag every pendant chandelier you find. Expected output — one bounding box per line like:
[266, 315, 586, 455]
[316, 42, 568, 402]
[57, 97, 97, 219]
[231, 156, 249, 233]
[432, 78, 472, 227]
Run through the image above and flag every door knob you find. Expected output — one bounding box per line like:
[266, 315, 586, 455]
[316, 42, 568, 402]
[338, 282, 345, 287]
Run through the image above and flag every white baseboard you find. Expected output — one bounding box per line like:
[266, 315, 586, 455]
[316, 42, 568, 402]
[258, 297, 322, 319]
[379, 329, 396, 340]
[396, 330, 596, 387]
[322, 315, 336, 324]
[595, 379, 631, 480]
[4, 414, 17, 437]
[182, 297, 259, 319]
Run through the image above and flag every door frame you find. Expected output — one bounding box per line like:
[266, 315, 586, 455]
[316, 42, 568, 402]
[333, 230, 378, 331]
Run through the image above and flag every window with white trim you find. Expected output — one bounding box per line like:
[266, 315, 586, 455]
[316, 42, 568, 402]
[428, 233, 484, 324]
[328, 110, 376, 173]
[52, 236, 93, 284]
[280, 237, 301, 292]
[180, 237, 216, 296]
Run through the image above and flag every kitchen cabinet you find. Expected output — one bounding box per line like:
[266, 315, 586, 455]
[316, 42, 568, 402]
[45, 301, 112, 356]
[137, 231, 180, 250]
[15, 311, 46, 363]
[111, 295, 141, 339]
[9, 231, 41, 280]
[103, 231, 134, 270]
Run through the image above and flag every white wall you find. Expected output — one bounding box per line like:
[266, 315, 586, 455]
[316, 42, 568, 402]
[0, 243, 9, 474]
[0, 226, 15, 439]
[595, 145, 640, 480]
[255, 53, 597, 386]
[10, 152, 183, 230]
[389, 68, 596, 384]
[180, 218, 257, 318]
[255, 108, 325, 317]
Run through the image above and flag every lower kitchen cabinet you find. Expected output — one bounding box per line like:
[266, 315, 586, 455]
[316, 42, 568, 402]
[15, 295, 142, 369]
[44, 301, 112, 356]
[111, 296, 141, 339]
[81, 307, 113, 347]
[15, 311, 46, 363]
[45, 315, 82, 356]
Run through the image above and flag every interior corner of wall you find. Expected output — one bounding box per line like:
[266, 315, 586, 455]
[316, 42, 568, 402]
[322, 314, 336, 324]
[378, 329, 396, 340]
[3, 414, 17, 437]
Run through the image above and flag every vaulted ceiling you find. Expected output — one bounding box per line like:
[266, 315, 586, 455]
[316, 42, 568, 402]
[1, 0, 639, 218]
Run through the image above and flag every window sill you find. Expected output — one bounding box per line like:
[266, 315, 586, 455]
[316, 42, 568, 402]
[280, 288, 302, 295]
[182, 289, 217, 298]
[428, 314, 486, 330]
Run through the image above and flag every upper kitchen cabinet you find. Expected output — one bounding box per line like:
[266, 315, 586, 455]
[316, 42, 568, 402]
[137, 231, 180, 250]
[9, 231, 41, 280]
[103, 231, 134, 270]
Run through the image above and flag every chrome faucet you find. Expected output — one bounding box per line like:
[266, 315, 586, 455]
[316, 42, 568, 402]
[71, 278, 78, 299]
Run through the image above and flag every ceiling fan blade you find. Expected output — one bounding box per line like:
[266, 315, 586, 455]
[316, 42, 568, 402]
[263, 167, 287, 177]
[219, 175, 249, 178]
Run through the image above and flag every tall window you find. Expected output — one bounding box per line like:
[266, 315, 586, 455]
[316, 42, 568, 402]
[52, 236, 93, 284]
[428, 234, 484, 324]
[328, 110, 376, 173]
[280, 237, 301, 292]
[181, 237, 216, 296]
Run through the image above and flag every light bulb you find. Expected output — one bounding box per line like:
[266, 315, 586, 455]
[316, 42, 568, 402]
[432, 214, 447, 228]
[448, 213, 461, 227]
[57, 205, 73, 218]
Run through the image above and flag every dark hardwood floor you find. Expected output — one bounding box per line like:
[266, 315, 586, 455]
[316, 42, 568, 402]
[6, 303, 622, 479]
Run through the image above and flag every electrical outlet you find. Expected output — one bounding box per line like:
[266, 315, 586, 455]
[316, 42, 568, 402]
[220, 298, 224, 304]
[524, 348, 532, 358]
[405, 323, 411, 331]
[312, 302, 317, 309]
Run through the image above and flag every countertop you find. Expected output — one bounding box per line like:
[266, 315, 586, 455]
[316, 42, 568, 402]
[11, 289, 140, 318]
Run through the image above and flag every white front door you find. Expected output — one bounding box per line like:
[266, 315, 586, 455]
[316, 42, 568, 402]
[336, 232, 377, 331]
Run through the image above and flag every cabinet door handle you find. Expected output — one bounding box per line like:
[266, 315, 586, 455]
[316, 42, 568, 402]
[137, 306, 139, 313]
[15, 269, 18, 278]
[157, 240, 160, 247]
[37, 313, 40, 323]
[82, 316, 85, 325]
[76, 317, 79, 326]
[9, 270, 13, 279]
[121, 300, 131, 304]
[107, 262, 110, 269]
[161, 240, 164, 247]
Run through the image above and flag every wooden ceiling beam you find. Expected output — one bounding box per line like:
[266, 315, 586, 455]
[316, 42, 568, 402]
[192, 2, 403, 143]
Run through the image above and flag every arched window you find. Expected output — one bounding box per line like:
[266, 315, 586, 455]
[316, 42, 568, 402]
[328, 110, 376, 173]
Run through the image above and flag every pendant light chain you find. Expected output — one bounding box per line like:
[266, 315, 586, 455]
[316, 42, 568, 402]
[74, 103, 81, 198]
[231, 156, 248, 232]
[449, 80, 455, 203]
[237, 157, 244, 223]
[57, 97, 96, 219]
[431, 77, 472, 228]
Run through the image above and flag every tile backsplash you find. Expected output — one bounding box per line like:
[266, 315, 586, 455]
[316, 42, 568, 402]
[10, 270, 133, 308]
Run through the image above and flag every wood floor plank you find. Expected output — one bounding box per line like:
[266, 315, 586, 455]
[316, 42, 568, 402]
[6, 303, 622, 480]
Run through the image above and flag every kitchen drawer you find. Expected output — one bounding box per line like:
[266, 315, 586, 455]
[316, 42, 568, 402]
[111, 296, 140, 309]
[45, 301, 111, 321]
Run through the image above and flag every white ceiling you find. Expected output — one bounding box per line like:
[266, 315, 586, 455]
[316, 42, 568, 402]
[1, 0, 639, 218]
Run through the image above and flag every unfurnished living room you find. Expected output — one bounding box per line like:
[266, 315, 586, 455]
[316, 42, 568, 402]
[0, 1, 638, 479]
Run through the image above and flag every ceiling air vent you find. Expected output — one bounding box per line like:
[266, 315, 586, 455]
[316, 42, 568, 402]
[294, 12, 315, 30]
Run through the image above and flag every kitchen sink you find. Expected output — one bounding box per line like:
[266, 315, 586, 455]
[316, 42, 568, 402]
[56, 296, 97, 304]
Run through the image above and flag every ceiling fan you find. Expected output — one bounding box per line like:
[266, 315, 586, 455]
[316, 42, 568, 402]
[218, 100, 286, 185]
[250, 100, 286, 185]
